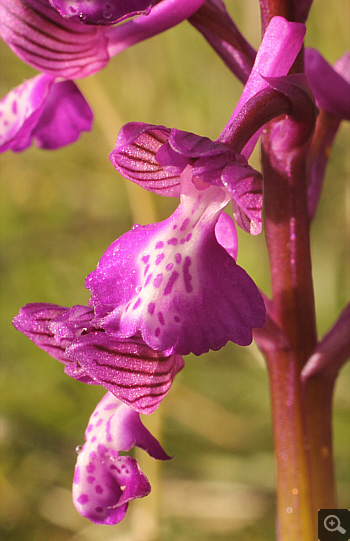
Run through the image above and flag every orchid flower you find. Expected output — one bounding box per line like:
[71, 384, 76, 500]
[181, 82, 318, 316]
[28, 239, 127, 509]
[88, 17, 307, 356]
[0, 0, 206, 151]
[13, 303, 184, 414]
[73, 392, 171, 524]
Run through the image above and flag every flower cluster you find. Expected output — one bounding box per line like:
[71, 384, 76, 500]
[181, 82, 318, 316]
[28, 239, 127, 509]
[4, 0, 349, 530]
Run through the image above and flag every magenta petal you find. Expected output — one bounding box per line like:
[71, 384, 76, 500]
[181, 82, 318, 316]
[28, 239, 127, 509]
[110, 122, 181, 196]
[12, 303, 70, 363]
[86, 172, 265, 355]
[169, 129, 228, 157]
[0, 74, 53, 152]
[66, 332, 184, 413]
[215, 212, 238, 261]
[305, 48, 350, 120]
[32, 80, 93, 149]
[0, 0, 110, 78]
[222, 164, 263, 235]
[221, 16, 306, 158]
[0, 75, 93, 152]
[49, 0, 155, 25]
[73, 393, 170, 525]
[48, 305, 95, 347]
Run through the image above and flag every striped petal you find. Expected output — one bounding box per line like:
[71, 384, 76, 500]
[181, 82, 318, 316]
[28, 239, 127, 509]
[0, 0, 109, 78]
[12, 303, 95, 382]
[12, 302, 70, 363]
[73, 392, 170, 525]
[110, 122, 181, 197]
[66, 332, 184, 413]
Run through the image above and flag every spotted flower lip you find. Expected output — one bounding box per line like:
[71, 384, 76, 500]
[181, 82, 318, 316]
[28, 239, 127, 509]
[13, 303, 184, 413]
[49, 0, 156, 25]
[87, 167, 266, 356]
[73, 392, 171, 525]
[0, 74, 93, 152]
[0, 0, 111, 79]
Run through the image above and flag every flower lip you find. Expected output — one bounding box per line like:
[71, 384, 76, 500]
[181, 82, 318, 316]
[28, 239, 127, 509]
[73, 392, 170, 525]
[86, 167, 266, 356]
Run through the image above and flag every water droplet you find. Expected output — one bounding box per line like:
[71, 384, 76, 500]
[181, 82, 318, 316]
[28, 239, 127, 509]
[286, 507, 293, 514]
[76, 445, 83, 454]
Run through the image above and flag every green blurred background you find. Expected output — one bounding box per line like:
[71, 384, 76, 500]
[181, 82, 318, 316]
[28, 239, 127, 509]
[0, 1, 349, 540]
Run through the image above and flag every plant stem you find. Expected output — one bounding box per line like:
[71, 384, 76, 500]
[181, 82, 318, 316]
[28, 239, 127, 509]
[261, 132, 318, 539]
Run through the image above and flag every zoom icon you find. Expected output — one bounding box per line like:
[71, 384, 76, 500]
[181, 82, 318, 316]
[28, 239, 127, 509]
[318, 509, 350, 541]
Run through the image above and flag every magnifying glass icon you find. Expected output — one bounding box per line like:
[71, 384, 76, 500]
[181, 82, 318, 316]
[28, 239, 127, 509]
[324, 515, 346, 534]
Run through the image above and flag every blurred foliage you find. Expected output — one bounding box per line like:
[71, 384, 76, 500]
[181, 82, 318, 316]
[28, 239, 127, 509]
[0, 1, 349, 540]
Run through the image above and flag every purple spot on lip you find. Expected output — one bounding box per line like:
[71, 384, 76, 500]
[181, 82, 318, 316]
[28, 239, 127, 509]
[183, 256, 193, 293]
[180, 238, 186, 244]
[77, 494, 89, 504]
[86, 463, 95, 473]
[155, 253, 165, 265]
[87, 476, 95, 484]
[166, 263, 174, 271]
[155, 241, 164, 249]
[186, 233, 192, 242]
[158, 311, 165, 325]
[144, 273, 153, 286]
[148, 302, 155, 315]
[97, 444, 107, 456]
[173, 224, 177, 230]
[104, 403, 117, 410]
[153, 274, 163, 288]
[174, 315, 181, 322]
[144, 264, 150, 276]
[142, 255, 150, 264]
[95, 485, 104, 494]
[180, 218, 190, 231]
[164, 270, 179, 295]
[175, 253, 182, 264]
[96, 418, 103, 427]
[167, 237, 178, 245]
[95, 506, 103, 513]
[133, 298, 141, 310]
[155, 328, 161, 337]
[12, 100, 17, 114]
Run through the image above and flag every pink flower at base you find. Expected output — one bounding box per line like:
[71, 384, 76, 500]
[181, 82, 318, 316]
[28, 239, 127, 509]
[73, 392, 171, 524]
